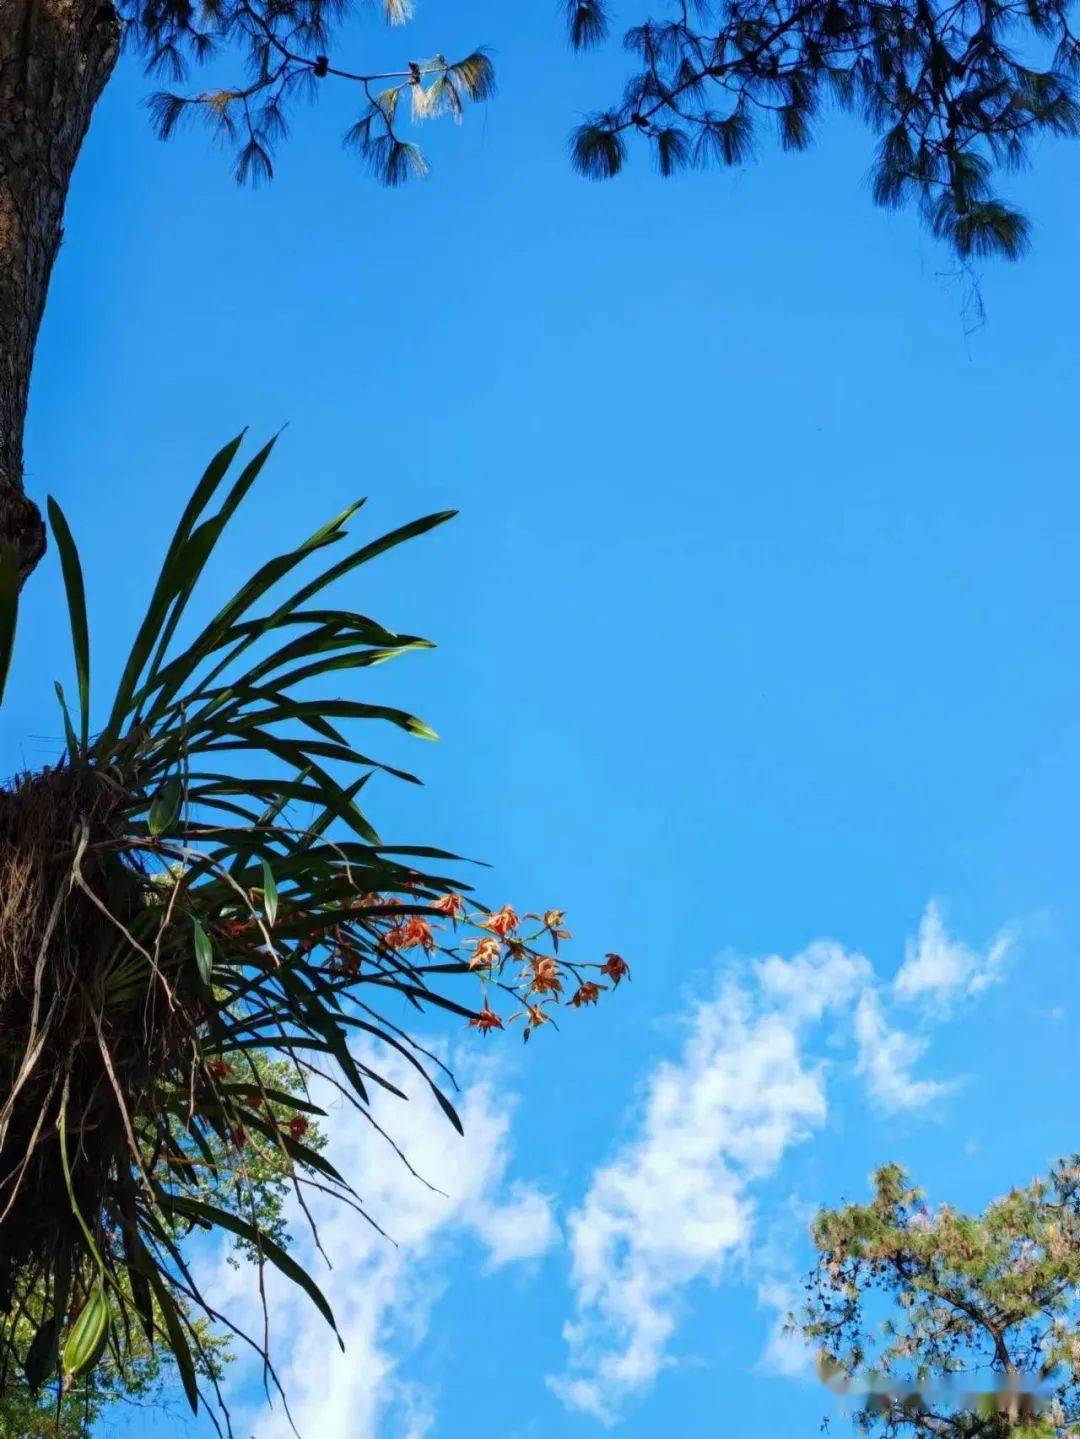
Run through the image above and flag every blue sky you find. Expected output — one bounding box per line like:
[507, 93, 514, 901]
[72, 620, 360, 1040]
[7, 0, 1080, 1433]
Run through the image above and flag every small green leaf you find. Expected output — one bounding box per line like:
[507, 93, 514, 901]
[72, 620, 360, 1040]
[192, 918, 214, 986]
[149, 777, 183, 836]
[261, 858, 278, 927]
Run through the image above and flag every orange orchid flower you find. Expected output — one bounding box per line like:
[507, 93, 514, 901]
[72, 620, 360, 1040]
[481, 905, 520, 940]
[434, 892, 465, 919]
[467, 935, 501, 970]
[468, 1007, 504, 1035]
[519, 1002, 553, 1037]
[286, 1115, 310, 1141]
[406, 916, 436, 950]
[385, 916, 435, 952]
[569, 981, 601, 1008]
[543, 908, 572, 943]
[601, 953, 630, 985]
[528, 956, 564, 997]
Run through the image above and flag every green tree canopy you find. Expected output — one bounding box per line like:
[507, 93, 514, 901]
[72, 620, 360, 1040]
[798, 1159, 1080, 1436]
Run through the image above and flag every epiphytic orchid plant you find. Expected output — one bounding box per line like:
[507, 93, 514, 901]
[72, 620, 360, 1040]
[0, 433, 627, 1429]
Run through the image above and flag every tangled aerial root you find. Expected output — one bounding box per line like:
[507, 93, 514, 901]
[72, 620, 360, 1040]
[0, 764, 183, 1334]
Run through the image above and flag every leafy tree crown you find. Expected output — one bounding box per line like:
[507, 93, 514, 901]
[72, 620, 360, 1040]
[799, 1159, 1080, 1436]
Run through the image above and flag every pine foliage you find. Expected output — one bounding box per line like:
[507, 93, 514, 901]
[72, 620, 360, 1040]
[798, 1160, 1080, 1435]
[134, 0, 495, 185]
[566, 0, 1080, 258]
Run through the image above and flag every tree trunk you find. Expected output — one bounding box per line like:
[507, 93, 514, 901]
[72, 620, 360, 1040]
[0, 0, 119, 582]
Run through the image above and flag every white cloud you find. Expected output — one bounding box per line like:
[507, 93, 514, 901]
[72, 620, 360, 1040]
[550, 952, 853, 1425]
[482, 1181, 559, 1269]
[755, 939, 871, 1023]
[894, 899, 1012, 1004]
[217, 1050, 556, 1439]
[756, 1280, 812, 1379]
[853, 988, 951, 1113]
[551, 906, 1008, 1423]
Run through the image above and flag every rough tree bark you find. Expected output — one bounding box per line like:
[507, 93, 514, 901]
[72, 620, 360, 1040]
[0, 0, 119, 582]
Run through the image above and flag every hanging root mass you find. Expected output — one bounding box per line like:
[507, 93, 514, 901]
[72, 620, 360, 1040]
[0, 765, 188, 1338]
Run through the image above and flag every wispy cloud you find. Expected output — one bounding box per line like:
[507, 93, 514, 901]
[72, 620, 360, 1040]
[756, 1279, 812, 1379]
[549, 945, 851, 1424]
[219, 1051, 556, 1439]
[550, 903, 1006, 1424]
[853, 987, 951, 1112]
[894, 899, 1012, 1004]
